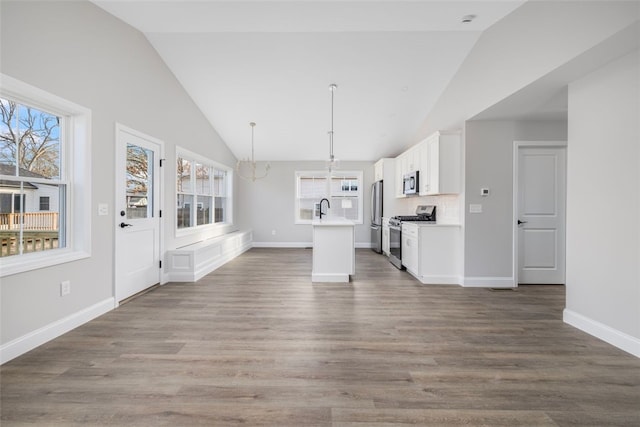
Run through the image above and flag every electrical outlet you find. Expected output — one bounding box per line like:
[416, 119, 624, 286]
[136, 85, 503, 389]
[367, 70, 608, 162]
[98, 203, 109, 216]
[469, 204, 483, 214]
[60, 280, 71, 296]
[271, 230, 276, 236]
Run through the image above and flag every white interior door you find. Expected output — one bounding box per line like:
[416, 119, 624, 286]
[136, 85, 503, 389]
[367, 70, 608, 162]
[516, 144, 566, 284]
[115, 125, 163, 302]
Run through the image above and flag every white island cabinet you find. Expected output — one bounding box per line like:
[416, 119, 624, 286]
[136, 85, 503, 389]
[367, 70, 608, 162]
[312, 218, 355, 282]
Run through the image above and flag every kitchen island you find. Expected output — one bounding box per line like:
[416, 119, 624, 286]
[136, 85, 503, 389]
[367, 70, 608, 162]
[311, 218, 355, 282]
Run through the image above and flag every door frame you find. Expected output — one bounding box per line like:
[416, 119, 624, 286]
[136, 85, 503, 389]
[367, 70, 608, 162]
[114, 123, 165, 307]
[512, 140, 567, 286]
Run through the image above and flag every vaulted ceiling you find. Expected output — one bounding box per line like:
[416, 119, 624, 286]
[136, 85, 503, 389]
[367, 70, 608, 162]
[92, 0, 526, 161]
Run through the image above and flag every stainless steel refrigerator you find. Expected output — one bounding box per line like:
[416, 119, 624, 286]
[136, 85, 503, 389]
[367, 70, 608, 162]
[370, 180, 383, 253]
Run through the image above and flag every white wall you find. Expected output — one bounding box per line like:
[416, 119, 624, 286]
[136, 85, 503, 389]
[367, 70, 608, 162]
[0, 1, 237, 350]
[413, 0, 639, 142]
[237, 161, 374, 246]
[565, 51, 640, 356]
[463, 120, 568, 281]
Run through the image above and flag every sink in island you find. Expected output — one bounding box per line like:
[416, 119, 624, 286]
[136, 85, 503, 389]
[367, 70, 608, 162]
[311, 218, 355, 282]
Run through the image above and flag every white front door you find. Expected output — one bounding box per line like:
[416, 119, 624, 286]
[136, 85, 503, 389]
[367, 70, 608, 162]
[516, 143, 567, 284]
[115, 125, 163, 302]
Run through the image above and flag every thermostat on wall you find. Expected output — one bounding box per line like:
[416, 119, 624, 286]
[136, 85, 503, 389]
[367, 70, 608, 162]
[481, 188, 490, 196]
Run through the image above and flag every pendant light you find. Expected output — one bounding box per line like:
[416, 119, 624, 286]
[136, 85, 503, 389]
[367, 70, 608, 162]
[236, 122, 270, 182]
[327, 83, 340, 173]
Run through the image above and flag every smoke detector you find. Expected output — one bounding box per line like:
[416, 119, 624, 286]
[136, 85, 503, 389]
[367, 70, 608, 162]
[462, 14, 476, 23]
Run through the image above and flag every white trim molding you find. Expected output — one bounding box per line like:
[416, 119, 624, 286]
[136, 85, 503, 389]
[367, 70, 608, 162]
[563, 309, 640, 358]
[462, 276, 516, 288]
[405, 269, 461, 285]
[166, 230, 252, 282]
[1, 298, 114, 364]
[253, 242, 311, 248]
[0, 74, 92, 277]
[253, 242, 374, 249]
[311, 273, 350, 283]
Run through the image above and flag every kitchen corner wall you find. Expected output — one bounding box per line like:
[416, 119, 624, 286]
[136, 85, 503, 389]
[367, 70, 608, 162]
[463, 119, 568, 281]
[237, 161, 374, 246]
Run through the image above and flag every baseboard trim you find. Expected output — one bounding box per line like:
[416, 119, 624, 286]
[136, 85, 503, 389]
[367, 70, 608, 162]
[418, 275, 461, 285]
[1, 297, 115, 365]
[462, 276, 516, 288]
[563, 309, 640, 358]
[252, 242, 311, 248]
[311, 273, 350, 283]
[253, 242, 373, 249]
[355, 243, 375, 249]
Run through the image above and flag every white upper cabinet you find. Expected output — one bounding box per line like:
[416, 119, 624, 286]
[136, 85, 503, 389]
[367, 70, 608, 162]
[395, 130, 461, 197]
[394, 145, 421, 198]
[405, 145, 420, 173]
[395, 152, 406, 198]
[419, 131, 461, 196]
[374, 159, 384, 182]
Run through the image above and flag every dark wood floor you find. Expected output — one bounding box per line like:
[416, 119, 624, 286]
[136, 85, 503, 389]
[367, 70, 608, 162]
[2, 248, 639, 426]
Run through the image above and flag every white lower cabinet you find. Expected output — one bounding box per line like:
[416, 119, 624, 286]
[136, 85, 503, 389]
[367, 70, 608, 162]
[402, 223, 461, 285]
[401, 223, 419, 273]
[382, 218, 390, 255]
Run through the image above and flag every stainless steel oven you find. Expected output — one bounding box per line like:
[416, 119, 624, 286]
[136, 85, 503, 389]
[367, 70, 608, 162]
[388, 218, 403, 269]
[388, 206, 436, 270]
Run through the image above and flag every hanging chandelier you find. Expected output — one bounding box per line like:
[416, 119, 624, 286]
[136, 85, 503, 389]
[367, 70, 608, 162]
[236, 122, 270, 182]
[327, 83, 340, 173]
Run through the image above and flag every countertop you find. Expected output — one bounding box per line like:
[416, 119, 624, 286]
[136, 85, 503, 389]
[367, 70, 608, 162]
[401, 222, 461, 227]
[311, 218, 355, 226]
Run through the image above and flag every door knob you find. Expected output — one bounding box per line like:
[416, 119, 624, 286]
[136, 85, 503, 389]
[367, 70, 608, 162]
[119, 222, 132, 228]
[517, 219, 528, 225]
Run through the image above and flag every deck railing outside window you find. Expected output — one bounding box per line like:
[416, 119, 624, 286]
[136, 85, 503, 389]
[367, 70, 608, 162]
[0, 212, 59, 230]
[0, 212, 59, 256]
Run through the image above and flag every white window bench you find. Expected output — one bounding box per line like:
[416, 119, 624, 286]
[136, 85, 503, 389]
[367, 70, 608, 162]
[165, 230, 252, 282]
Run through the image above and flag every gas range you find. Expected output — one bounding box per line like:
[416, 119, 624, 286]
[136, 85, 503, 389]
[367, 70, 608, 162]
[389, 205, 436, 227]
[388, 216, 435, 227]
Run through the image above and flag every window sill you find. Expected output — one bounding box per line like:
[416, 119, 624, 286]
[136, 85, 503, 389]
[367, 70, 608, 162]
[0, 249, 91, 278]
[175, 221, 233, 238]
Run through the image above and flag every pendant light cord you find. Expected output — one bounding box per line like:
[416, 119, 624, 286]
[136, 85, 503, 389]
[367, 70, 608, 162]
[250, 122, 255, 162]
[329, 84, 337, 162]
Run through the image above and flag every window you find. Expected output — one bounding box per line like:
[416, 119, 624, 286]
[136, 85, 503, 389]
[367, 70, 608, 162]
[176, 147, 232, 232]
[0, 74, 91, 277]
[39, 196, 50, 211]
[295, 170, 363, 224]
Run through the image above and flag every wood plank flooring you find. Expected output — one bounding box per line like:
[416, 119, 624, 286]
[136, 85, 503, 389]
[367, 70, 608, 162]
[2, 248, 640, 426]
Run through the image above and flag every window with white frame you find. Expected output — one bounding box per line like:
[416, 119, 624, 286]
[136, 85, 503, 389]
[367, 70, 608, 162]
[176, 148, 232, 231]
[295, 170, 363, 224]
[0, 75, 91, 277]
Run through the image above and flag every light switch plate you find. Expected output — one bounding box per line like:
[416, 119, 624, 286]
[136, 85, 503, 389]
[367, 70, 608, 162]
[469, 204, 483, 213]
[98, 203, 109, 216]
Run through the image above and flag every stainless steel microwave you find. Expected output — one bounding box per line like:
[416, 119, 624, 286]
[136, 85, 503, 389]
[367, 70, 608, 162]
[403, 171, 419, 195]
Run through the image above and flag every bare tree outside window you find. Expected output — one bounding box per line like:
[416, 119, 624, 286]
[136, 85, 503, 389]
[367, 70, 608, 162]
[0, 99, 60, 179]
[0, 98, 63, 257]
[125, 144, 152, 219]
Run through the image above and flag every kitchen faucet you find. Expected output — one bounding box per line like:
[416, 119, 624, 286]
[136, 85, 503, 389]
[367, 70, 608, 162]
[319, 198, 330, 219]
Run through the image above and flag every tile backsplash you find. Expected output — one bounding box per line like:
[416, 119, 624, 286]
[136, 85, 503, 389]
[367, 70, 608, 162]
[398, 194, 461, 224]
